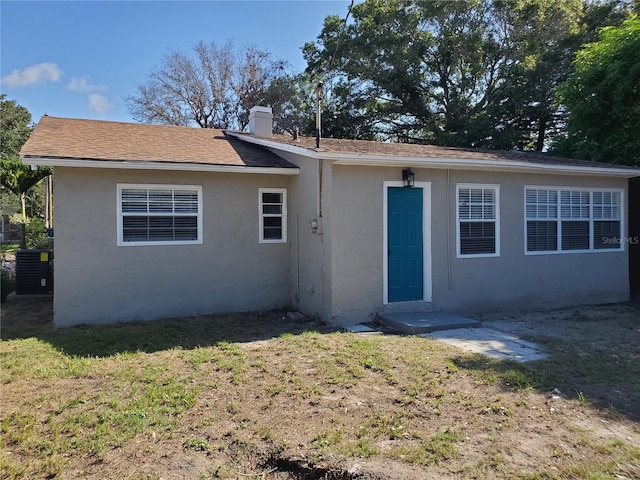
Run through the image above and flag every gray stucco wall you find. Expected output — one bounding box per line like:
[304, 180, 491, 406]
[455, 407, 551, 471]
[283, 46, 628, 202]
[52, 159, 631, 328]
[437, 170, 629, 313]
[268, 149, 331, 320]
[53, 167, 291, 326]
[326, 165, 630, 324]
[328, 165, 390, 323]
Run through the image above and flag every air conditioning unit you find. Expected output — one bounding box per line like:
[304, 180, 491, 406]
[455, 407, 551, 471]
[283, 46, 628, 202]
[15, 250, 53, 295]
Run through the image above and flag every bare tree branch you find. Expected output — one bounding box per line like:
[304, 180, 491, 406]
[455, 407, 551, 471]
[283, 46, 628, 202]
[127, 41, 291, 130]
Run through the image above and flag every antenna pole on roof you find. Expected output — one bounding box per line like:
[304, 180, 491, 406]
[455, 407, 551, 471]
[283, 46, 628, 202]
[315, 81, 324, 149]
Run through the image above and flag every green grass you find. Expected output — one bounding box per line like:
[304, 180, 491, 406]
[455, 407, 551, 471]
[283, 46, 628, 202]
[0, 243, 20, 255]
[183, 436, 212, 454]
[2, 353, 199, 458]
[2, 301, 639, 479]
[391, 429, 460, 465]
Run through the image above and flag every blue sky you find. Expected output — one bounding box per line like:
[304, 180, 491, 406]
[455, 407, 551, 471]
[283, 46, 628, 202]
[1, 1, 353, 124]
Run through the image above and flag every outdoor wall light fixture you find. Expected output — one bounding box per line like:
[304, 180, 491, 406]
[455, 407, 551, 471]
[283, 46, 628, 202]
[402, 168, 415, 187]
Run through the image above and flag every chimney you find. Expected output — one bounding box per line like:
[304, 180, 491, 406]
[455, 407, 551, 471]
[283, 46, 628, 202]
[249, 106, 273, 138]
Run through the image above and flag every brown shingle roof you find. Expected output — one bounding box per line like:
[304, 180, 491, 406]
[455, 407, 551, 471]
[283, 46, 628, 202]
[245, 133, 636, 171]
[20, 116, 296, 169]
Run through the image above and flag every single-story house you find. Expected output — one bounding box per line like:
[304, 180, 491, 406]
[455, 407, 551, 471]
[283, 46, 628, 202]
[20, 107, 639, 327]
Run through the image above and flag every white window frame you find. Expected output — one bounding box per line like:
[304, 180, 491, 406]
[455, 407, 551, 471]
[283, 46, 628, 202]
[259, 188, 287, 244]
[524, 185, 624, 255]
[456, 183, 500, 258]
[117, 183, 203, 246]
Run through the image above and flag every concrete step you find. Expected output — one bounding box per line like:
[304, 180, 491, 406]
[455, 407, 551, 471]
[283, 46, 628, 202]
[378, 301, 437, 314]
[378, 311, 481, 334]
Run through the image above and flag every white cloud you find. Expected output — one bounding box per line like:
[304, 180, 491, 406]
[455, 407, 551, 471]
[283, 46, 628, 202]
[68, 75, 111, 116]
[68, 75, 106, 93]
[88, 93, 112, 115]
[1, 62, 63, 88]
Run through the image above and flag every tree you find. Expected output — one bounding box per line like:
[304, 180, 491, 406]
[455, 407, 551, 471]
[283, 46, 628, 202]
[0, 159, 51, 222]
[0, 94, 32, 159]
[553, 14, 640, 165]
[303, 0, 626, 150]
[256, 73, 381, 138]
[127, 41, 289, 130]
[254, 73, 317, 135]
[0, 95, 51, 222]
[303, 1, 466, 143]
[488, 0, 584, 151]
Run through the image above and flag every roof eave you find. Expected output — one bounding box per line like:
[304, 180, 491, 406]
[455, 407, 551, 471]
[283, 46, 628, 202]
[20, 155, 299, 175]
[327, 154, 640, 178]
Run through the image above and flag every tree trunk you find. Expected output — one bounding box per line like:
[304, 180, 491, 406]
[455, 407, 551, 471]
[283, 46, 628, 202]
[44, 175, 52, 228]
[536, 117, 547, 152]
[20, 193, 26, 223]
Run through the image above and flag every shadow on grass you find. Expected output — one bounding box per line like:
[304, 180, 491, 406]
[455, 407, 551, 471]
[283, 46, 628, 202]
[449, 322, 640, 423]
[4, 295, 639, 422]
[450, 354, 543, 392]
[0, 295, 337, 357]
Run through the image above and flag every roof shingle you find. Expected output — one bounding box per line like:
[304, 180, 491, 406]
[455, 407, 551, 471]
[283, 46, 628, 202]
[242, 132, 637, 171]
[20, 116, 296, 169]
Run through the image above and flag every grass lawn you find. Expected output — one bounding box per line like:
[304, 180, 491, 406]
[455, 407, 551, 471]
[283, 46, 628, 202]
[1, 297, 639, 479]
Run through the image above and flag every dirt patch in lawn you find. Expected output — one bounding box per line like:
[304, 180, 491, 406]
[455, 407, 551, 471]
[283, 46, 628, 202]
[477, 303, 640, 420]
[1, 296, 639, 479]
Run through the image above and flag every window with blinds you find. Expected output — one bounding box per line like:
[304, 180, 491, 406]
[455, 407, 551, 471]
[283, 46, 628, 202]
[457, 184, 500, 257]
[525, 187, 622, 253]
[259, 188, 287, 243]
[117, 184, 202, 245]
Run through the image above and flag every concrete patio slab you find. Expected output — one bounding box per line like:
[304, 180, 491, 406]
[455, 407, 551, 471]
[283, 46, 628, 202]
[342, 324, 381, 334]
[423, 327, 548, 362]
[378, 311, 481, 334]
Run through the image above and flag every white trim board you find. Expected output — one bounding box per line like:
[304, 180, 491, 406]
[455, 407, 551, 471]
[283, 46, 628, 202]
[224, 131, 319, 159]
[330, 156, 638, 177]
[21, 156, 299, 175]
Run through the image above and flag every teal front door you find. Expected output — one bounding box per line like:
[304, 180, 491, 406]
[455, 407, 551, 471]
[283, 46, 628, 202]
[388, 187, 423, 302]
